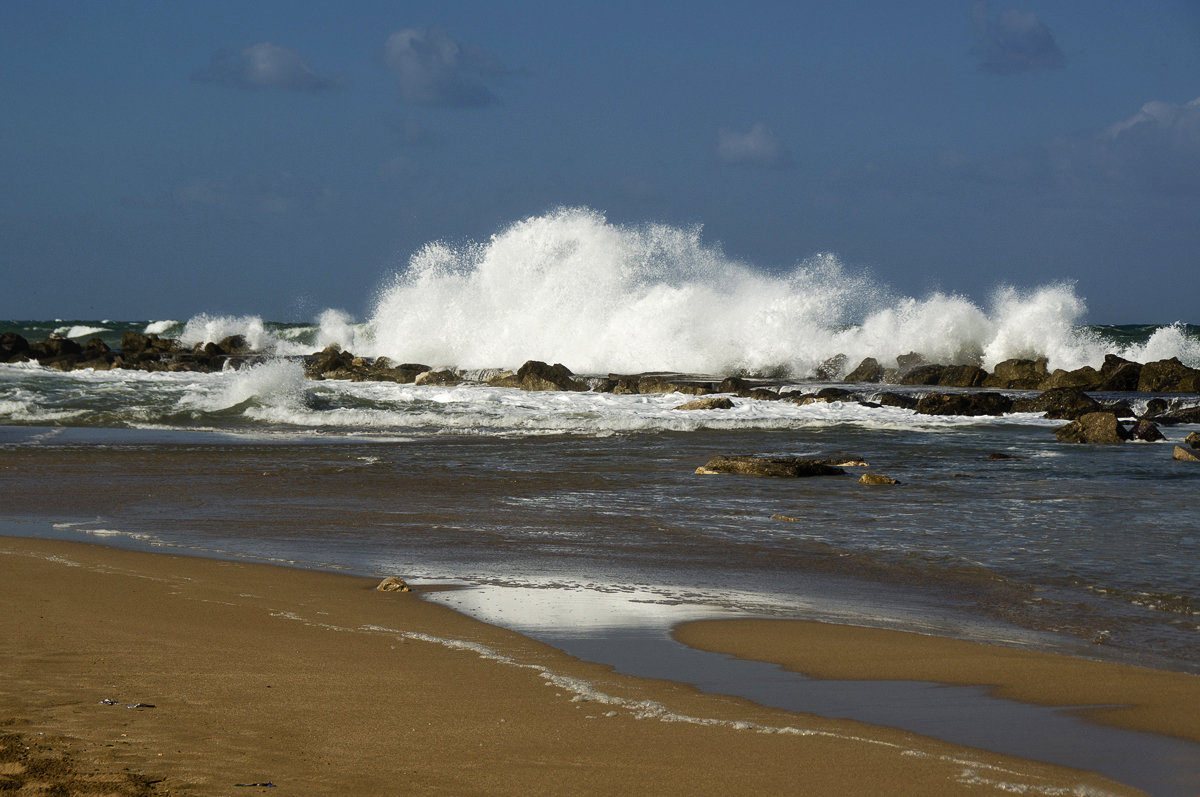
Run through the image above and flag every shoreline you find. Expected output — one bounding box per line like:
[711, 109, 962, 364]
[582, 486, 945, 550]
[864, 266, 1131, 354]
[1, 536, 1193, 795]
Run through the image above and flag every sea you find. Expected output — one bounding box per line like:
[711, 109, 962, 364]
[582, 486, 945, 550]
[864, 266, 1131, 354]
[2, 209, 1199, 792]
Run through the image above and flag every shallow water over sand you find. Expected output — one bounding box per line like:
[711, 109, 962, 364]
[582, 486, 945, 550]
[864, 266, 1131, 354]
[2, 417, 1197, 671]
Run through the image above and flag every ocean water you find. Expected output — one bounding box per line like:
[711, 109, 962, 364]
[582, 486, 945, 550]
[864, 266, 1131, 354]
[2, 209, 1200, 789]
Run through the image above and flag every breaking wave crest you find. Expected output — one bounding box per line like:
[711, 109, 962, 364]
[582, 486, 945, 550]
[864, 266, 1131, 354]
[173, 207, 1197, 376]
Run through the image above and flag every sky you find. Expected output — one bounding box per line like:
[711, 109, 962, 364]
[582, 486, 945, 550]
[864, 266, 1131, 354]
[2, 0, 1199, 324]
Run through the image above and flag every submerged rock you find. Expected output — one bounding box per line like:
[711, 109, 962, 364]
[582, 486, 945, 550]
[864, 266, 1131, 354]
[1148, 406, 1200, 426]
[875, 392, 919, 410]
[674, 396, 734, 411]
[694, 456, 846, 478]
[1053, 412, 1130, 444]
[914, 392, 1013, 416]
[858, 473, 900, 485]
[1172, 445, 1200, 462]
[1011, 387, 1101, 420]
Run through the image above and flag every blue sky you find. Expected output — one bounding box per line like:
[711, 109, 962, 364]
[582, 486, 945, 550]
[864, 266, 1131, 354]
[2, 0, 1198, 323]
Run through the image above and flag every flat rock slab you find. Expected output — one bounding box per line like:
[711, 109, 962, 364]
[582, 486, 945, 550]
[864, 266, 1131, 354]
[695, 456, 846, 478]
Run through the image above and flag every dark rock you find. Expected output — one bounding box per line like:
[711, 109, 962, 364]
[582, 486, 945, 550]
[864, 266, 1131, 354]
[718, 376, 751, 395]
[606, 376, 641, 394]
[895, 352, 926, 374]
[987, 452, 1025, 460]
[843, 357, 883, 383]
[875, 392, 919, 410]
[784, 387, 857, 406]
[217, 334, 251, 355]
[914, 392, 1013, 416]
[1173, 445, 1200, 462]
[120, 331, 177, 357]
[1011, 387, 1101, 420]
[490, 360, 586, 391]
[414, 369, 462, 386]
[674, 396, 734, 411]
[1054, 412, 1130, 444]
[814, 354, 846, 380]
[1129, 419, 1165, 442]
[83, 337, 110, 357]
[859, 473, 900, 485]
[1186, 431, 1200, 449]
[635, 375, 712, 395]
[899, 364, 945, 386]
[1038, 366, 1102, 391]
[982, 358, 1048, 389]
[937, 364, 988, 388]
[305, 345, 353, 378]
[1143, 398, 1169, 417]
[1137, 358, 1200, 393]
[694, 456, 846, 478]
[1101, 400, 1136, 419]
[1096, 354, 1142, 392]
[373, 360, 431, 384]
[1148, 406, 1200, 425]
[746, 388, 780, 401]
[1, 332, 31, 362]
[30, 334, 83, 361]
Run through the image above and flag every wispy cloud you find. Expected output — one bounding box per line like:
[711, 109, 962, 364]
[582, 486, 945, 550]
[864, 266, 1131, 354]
[716, 123, 790, 168]
[383, 28, 507, 107]
[193, 42, 342, 93]
[938, 97, 1200, 197]
[970, 2, 1065, 75]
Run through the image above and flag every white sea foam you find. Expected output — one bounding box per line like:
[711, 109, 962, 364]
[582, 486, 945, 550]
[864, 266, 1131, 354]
[355, 208, 1196, 376]
[157, 208, 1194, 375]
[179, 314, 278, 352]
[178, 359, 309, 414]
[55, 325, 108, 339]
[143, 320, 180, 335]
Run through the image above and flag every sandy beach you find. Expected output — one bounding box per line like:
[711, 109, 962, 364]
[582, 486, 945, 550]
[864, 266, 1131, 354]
[3, 537, 1194, 795]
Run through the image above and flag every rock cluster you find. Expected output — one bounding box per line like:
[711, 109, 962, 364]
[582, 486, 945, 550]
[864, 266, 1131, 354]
[694, 456, 846, 478]
[3, 333, 1198, 445]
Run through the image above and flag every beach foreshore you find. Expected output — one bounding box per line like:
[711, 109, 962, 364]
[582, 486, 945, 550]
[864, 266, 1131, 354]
[0, 538, 1188, 796]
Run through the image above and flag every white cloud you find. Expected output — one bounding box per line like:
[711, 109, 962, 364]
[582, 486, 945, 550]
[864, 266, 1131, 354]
[970, 2, 1065, 75]
[193, 42, 342, 93]
[716, 123, 790, 168]
[383, 28, 506, 107]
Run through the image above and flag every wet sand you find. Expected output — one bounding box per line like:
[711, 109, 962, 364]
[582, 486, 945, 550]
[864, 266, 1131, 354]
[674, 619, 1200, 745]
[0, 537, 1173, 796]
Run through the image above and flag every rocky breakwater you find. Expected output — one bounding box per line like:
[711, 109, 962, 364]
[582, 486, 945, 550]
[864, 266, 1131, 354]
[0, 331, 259, 373]
[4, 330, 1199, 450]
